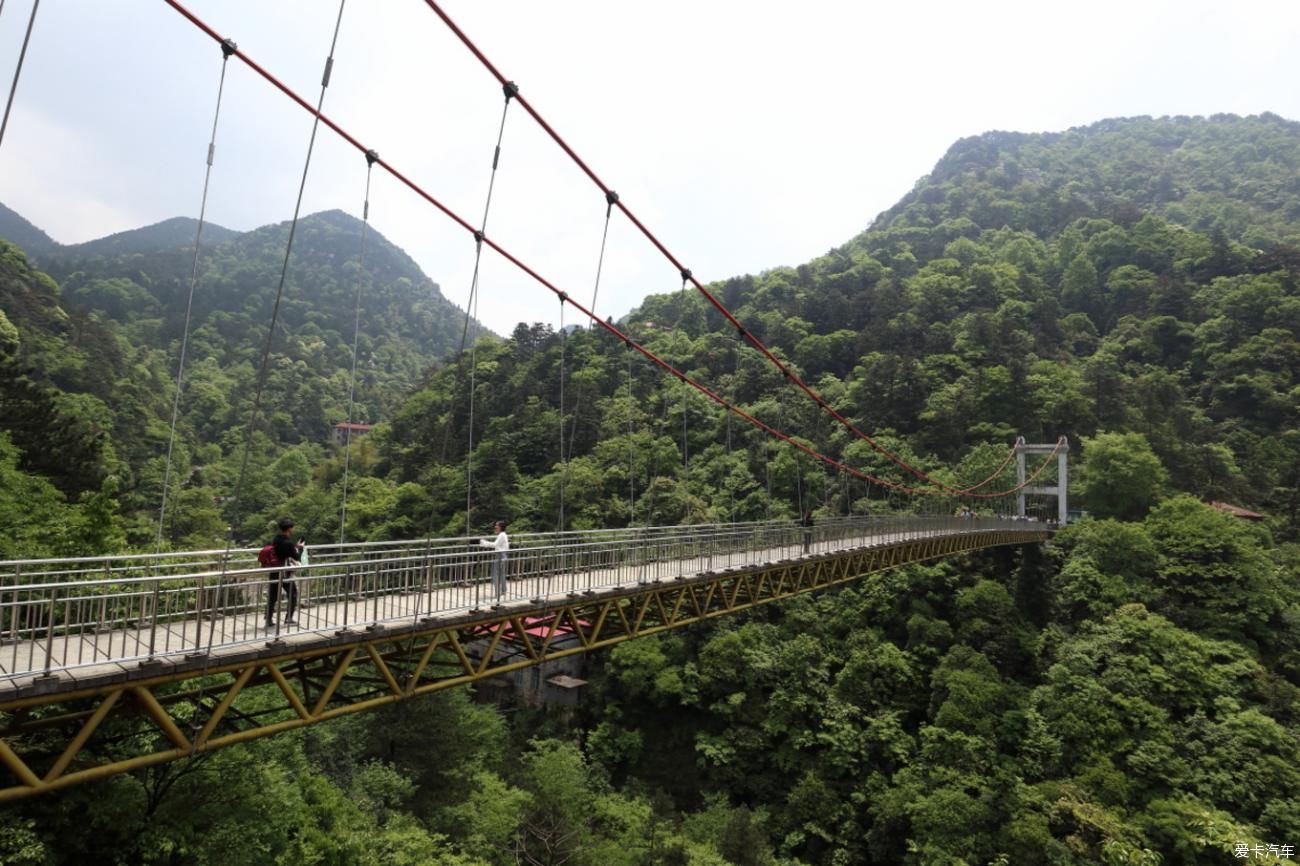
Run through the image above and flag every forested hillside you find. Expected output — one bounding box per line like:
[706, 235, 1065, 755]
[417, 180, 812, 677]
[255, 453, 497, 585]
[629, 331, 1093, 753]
[0, 207, 485, 549]
[354, 114, 1299, 541]
[1, 113, 1299, 865]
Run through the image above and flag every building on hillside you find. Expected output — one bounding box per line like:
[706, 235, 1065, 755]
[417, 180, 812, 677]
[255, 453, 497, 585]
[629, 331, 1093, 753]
[1208, 501, 1266, 521]
[332, 422, 373, 446]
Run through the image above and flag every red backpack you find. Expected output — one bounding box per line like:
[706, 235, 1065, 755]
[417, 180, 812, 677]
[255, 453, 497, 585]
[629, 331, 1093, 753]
[258, 544, 282, 568]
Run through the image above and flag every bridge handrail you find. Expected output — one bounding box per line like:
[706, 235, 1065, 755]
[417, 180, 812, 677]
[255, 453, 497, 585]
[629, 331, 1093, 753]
[0, 517, 1050, 682]
[0, 516, 882, 583]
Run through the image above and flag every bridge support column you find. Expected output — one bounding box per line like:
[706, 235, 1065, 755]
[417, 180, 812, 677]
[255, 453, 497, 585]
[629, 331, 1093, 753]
[1015, 437, 1069, 524]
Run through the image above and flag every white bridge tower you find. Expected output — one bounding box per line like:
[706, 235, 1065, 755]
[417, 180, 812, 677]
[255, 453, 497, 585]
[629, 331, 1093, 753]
[1014, 437, 1069, 524]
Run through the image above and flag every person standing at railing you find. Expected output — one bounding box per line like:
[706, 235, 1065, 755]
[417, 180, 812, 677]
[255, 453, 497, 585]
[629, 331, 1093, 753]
[800, 510, 815, 554]
[265, 517, 304, 629]
[477, 520, 510, 600]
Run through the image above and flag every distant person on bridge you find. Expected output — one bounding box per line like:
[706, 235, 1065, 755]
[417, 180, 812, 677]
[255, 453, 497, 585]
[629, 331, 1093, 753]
[265, 517, 304, 629]
[800, 510, 815, 553]
[477, 520, 510, 600]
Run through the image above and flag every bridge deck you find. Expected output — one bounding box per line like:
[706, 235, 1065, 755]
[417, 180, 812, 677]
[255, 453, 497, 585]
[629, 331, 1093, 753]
[0, 518, 1048, 699]
[0, 518, 1051, 801]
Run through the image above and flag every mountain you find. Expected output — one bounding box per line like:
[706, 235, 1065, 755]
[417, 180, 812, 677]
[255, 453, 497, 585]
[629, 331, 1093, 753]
[57, 216, 239, 258]
[0, 201, 56, 254]
[370, 113, 1300, 537]
[27, 206, 485, 376]
[0, 205, 488, 546]
[869, 112, 1300, 247]
[0, 206, 239, 260]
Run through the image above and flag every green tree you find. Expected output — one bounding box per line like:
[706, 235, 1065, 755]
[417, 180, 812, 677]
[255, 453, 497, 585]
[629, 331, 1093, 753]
[1080, 431, 1169, 520]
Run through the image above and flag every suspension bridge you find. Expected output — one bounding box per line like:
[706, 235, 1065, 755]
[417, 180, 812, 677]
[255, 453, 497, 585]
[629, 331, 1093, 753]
[0, 1, 1067, 800]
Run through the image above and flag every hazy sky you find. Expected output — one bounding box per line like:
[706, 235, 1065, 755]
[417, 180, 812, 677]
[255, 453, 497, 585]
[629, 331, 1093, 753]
[1, 0, 1297, 335]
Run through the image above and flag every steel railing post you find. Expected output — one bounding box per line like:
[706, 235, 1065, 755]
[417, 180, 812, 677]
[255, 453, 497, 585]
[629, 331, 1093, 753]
[41, 587, 58, 679]
[191, 574, 207, 656]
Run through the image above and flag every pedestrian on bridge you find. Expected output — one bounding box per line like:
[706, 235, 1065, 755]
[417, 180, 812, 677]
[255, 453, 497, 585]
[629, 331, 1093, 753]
[478, 520, 510, 600]
[265, 517, 304, 629]
[800, 510, 815, 554]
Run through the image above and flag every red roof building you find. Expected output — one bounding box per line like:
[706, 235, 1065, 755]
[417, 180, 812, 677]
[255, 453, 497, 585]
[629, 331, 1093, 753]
[332, 422, 373, 446]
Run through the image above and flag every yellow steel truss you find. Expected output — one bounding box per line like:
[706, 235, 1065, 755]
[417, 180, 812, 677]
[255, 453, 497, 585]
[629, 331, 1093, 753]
[0, 529, 1046, 801]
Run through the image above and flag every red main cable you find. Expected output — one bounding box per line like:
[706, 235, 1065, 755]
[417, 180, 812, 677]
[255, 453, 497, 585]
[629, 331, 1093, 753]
[419, 0, 1032, 498]
[160, 0, 1062, 498]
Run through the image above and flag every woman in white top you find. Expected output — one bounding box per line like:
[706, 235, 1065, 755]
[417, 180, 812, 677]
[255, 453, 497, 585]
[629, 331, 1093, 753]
[478, 520, 510, 599]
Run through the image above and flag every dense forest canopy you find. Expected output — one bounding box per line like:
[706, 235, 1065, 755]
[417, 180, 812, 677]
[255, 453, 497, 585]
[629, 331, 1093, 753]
[1, 113, 1299, 865]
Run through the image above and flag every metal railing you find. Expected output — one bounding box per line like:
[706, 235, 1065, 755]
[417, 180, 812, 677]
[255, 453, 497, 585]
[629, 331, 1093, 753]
[0, 516, 1049, 682]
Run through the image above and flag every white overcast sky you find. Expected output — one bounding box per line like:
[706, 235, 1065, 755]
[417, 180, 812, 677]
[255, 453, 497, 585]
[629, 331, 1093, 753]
[1, 0, 1297, 336]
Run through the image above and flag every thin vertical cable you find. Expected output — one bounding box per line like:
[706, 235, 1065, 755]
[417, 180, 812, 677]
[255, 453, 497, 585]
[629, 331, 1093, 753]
[466, 87, 517, 536]
[156, 39, 237, 551]
[726, 333, 741, 522]
[0, 0, 40, 154]
[464, 268, 479, 534]
[764, 436, 773, 521]
[227, 0, 347, 537]
[338, 150, 377, 545]
[725, 405, 734, 522]
[677, 275, 690, 471]
[557, 299, 566, 532]
[563, 190, 618, 462]
[780, 397, 804, 518]
[625, 341, 636, 525]
[433, 83, 515, 537]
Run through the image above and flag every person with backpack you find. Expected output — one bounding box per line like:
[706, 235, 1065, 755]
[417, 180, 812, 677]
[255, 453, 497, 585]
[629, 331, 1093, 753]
[262, 517, 304, 629]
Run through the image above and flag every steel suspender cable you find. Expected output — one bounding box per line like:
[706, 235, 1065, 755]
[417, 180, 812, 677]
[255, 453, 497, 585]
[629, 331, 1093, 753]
[464, 276, 478, 533]
[778, 395, 804, 518]
[227, 0, 347, 539]
[0, 0, 39, 155]
[625, 341, 636, 524]
[163, 3, 1062, 502]
[338, 149, 378, 545]
[764, 434, 773, 521]
[725, 396, 734, 523]
[645, 363, 676, 523]
[557, 299, 566, 532]
[435, 82, 516, 536]
[562, 189, 618, 464]
[465, 88, 516, 534]
[677, 276, 690, 471]
[156, 37, 237, 551]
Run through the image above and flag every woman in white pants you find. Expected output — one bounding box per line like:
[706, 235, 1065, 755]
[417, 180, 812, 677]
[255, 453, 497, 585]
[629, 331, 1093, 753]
[478, 520, 510, 599]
